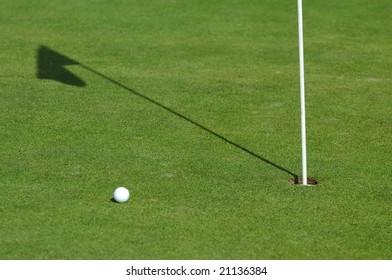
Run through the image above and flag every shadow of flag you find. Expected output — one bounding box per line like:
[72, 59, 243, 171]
[36, 45, 86, 87]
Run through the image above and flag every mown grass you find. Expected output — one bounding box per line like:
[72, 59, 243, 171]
[0, 0, 391, 259]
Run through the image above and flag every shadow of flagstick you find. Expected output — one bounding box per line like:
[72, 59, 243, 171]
[36, 44, 298, 179]
[78, 63, 299, 179]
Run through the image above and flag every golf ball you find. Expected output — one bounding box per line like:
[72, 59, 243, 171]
[113, 187, 130, 203]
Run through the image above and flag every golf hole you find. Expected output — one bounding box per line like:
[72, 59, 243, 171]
[290, 176, 318, 186]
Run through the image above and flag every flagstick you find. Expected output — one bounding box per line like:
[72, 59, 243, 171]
[297, 0, 308, 186]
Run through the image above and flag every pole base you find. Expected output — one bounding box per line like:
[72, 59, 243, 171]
[291, 176, 318, 186]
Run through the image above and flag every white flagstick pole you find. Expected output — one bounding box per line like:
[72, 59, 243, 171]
[297, 0, 308, 186]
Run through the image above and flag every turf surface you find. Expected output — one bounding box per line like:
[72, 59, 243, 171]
[0, 0, 391, 259]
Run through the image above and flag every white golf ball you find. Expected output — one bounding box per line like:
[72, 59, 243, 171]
[113, 187, 130, 203]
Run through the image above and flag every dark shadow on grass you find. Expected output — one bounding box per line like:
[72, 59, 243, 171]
[37, 45, 299, 179]
[37, 45, 86, 87]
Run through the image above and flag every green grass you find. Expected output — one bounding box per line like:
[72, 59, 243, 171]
[1, 0, 391, 259]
